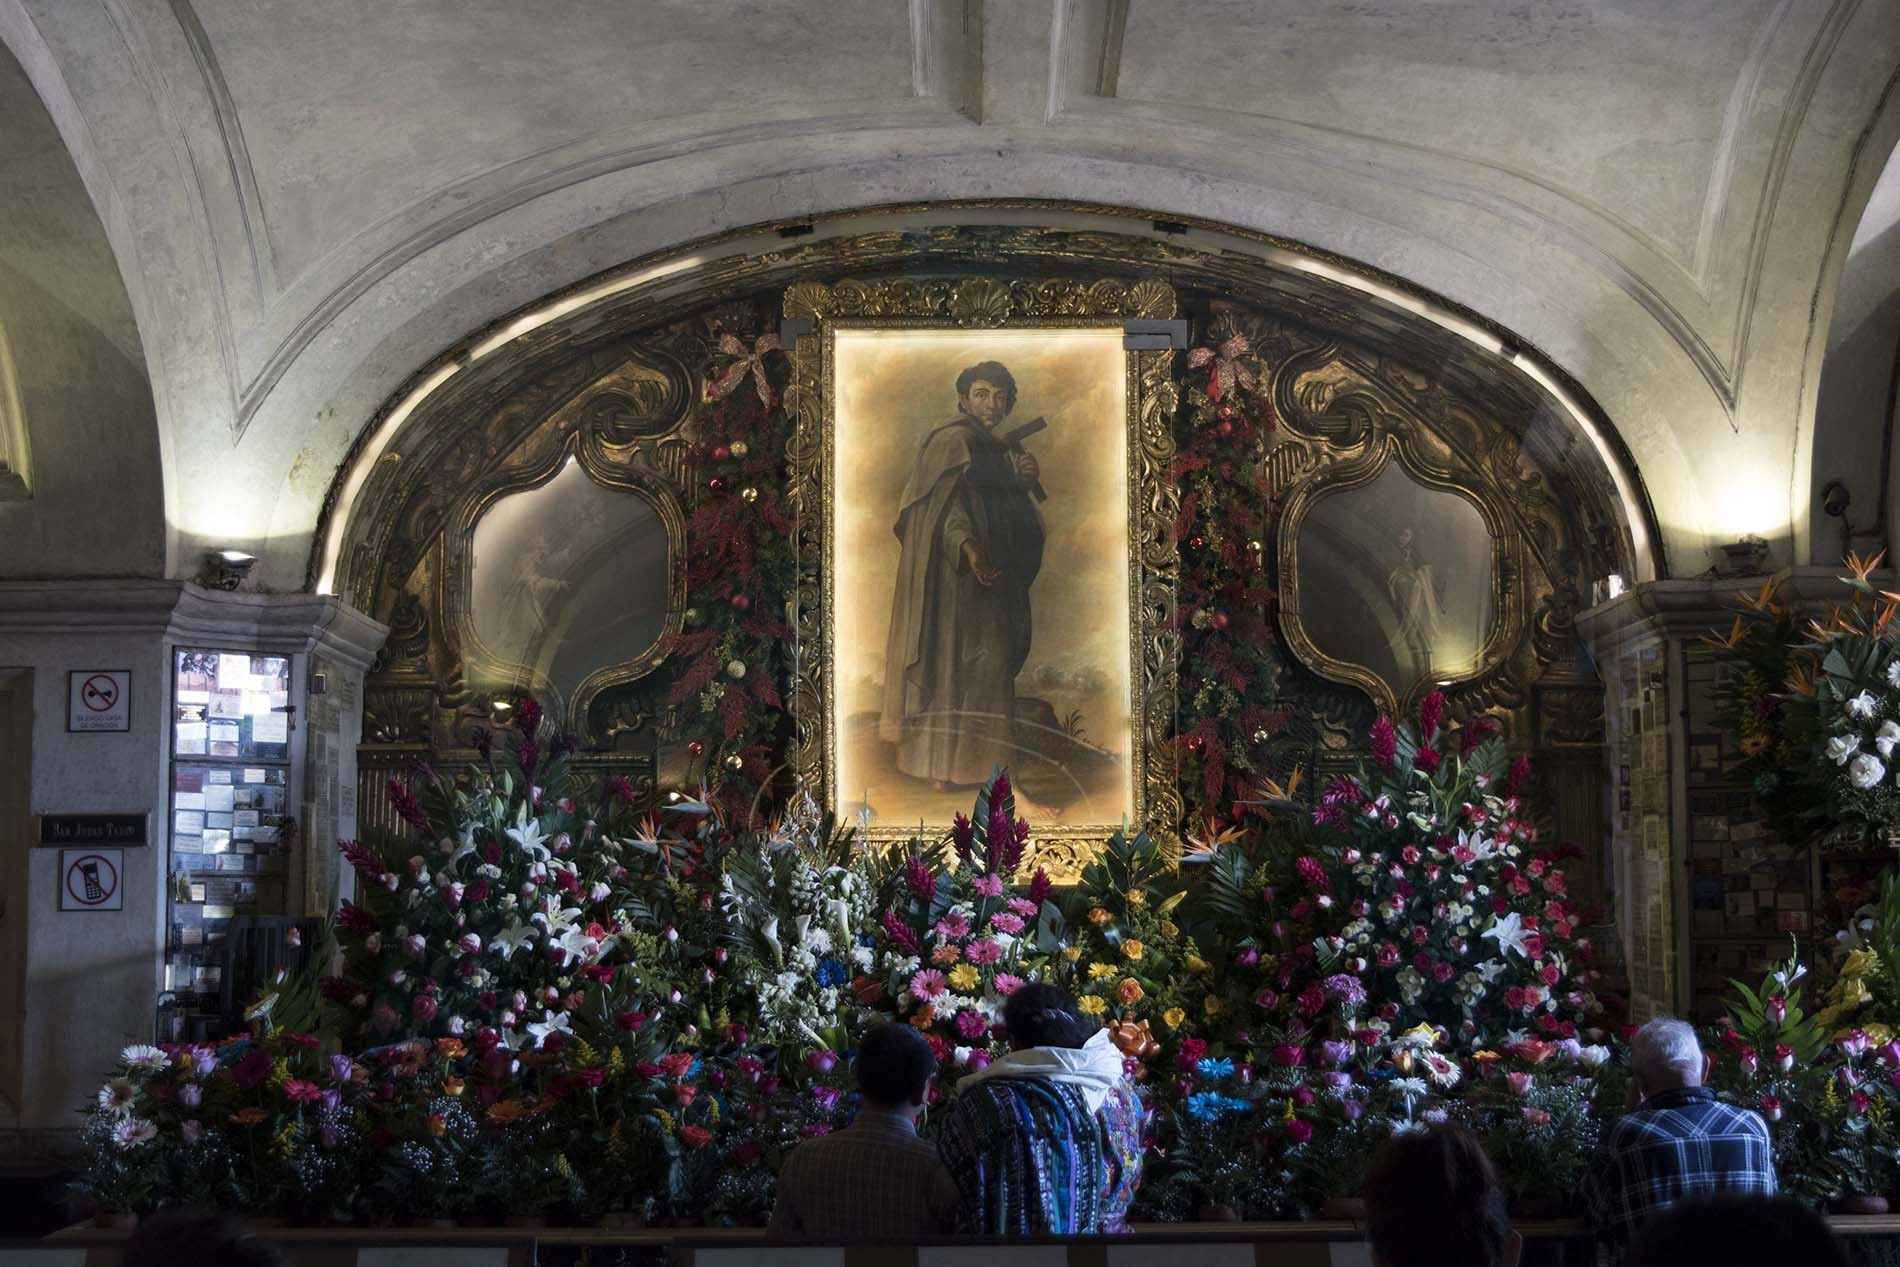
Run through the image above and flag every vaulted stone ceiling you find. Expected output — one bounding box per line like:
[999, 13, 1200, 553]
[1, 0, 1897, 585]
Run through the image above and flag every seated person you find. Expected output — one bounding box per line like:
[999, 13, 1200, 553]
[768, 1022, 959, 1238]
[1583, 1016, 1777, 1258]
[125, 1210, 286, 1267]
[1628, 1195, 1845, 1267]
[1364, 1121, 1521, 1267]
[938, 983, 1144, 1234]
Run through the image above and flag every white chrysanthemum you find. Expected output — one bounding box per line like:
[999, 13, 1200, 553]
[97, 1078, 137, 1115]
[1850, 753, 1888, 790]
[1887, 659, 1900, 688]
[120, 1044, 167, 1073]
[1827, 733, 1861, 765]
[112, 1117, 157, 1148]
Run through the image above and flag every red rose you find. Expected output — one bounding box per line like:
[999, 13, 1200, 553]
[732, 1140, 765, 1166]
[679, 1126, 712, 1150]
[1286, 1117, 1314, 1144]
[574, 1067, 606, 1088]
[659, 1052, 695, 1078]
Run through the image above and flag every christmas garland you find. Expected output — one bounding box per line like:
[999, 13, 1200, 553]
[667, 316, 1291, 833]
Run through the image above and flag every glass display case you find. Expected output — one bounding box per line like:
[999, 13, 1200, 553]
[160, 649, 294, 1040]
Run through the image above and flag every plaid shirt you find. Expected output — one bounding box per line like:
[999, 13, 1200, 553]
[768, 1104, 960, 1240]
[1584, 1085, 1778, 1253]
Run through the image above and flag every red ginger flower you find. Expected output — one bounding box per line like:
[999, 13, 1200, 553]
[1370, 717, 1397, 771]
[338, 838, 387, 881]
[904, 855, 936, 903]
[1461, 718, 1500, 758]
[386, 777, 430, 833]
[1027, 868, 1053, 909]
[1418, 691, 1445, 743]
[881, 911, 920, 956]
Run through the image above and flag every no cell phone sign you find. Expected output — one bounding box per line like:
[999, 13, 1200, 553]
[60, 849, 123, 911]
[68, 669, 130, 732]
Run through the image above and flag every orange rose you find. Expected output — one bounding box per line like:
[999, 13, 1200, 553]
[1121, 939, 1145, 961]
[435, 1037, 467, 1060]
[442, 1075, 466, 1096]
[487, 1100, 525, 1123]
[427, 1113, 447, 1137]
[1116, 978, 1145, 1006]
[1087, 907, 1113, 925]
[228, 1106, 268, 1126]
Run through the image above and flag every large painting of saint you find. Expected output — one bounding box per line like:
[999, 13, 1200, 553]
[832, 328, 1134, 829]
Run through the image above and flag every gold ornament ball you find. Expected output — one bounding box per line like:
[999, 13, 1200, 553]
[683, 607, 700, 624]
[725, 659, 747, 679]
[724, 753, 745, 771]
[1252, 728, 1269, 743]
[729, 440, 749, 459]
[739, 486, 759, 504]
[1247, 539, 1264, 553]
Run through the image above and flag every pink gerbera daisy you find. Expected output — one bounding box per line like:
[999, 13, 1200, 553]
[988, 912, 1025, 934]
[1007, 898, 1039, 918]
[909, 969, 949, 999]
[992, 973, 1027, 996]
[972, 873, 1005, 897]
[965, 938, 1004, 965]
[934, 913, 972, 940]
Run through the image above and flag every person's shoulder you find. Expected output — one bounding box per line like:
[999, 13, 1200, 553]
[919, 420, 980, 459]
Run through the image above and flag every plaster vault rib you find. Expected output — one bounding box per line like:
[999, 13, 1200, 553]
[141, 0, 1856, 437]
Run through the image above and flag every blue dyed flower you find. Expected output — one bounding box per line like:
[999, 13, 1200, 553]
[1186, 1091, 1240, 1121]
[1196, 1057, 1236, 1080]
[816, 958, 848, 988]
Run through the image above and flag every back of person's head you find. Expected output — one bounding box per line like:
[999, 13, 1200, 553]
[124, 1209, 286, 1267]
[1630, 1015, 1704, 1094]
[1364, 1123, 1513, 1267]
[855, 1021, 938, 1108]
[1629, 1196, 1844, 1267]
[1003, 982, 1092, 1049]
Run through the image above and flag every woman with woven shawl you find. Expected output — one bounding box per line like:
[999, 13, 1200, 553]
[938, 983, 1146, 1233]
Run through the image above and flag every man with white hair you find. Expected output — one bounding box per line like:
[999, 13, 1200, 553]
[1583, 1016, 1778, 1256]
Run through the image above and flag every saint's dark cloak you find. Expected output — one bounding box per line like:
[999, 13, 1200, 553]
[879, 415, 1045, 785]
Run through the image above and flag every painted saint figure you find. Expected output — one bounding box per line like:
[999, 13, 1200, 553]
[880, 361, 1045, 789]
[1387, 525, 1442, 678]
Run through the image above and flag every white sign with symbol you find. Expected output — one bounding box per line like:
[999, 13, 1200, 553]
[60, 849, 123, 911]
[68, 669, 130, 732]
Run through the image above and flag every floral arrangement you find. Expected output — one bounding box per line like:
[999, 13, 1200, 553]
[81, 699, 1630, 1226]
[1706, 553, 1900, 846]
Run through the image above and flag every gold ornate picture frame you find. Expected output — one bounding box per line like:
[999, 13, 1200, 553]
[783, 276, 1182, 879]
[1275, 435, 1521, 719]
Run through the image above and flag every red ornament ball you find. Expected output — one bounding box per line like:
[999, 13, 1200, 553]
[1188, 535, 1206, 550]
[711, 445, 731, 462]
[1217, 420, 1234, 436]
[708, 477, 728, 494]
[730, 593, 751, 612]
[687, 740, 705, 757]
[1211, 612, 1229, 630]
[1217, 402, 1237, 420]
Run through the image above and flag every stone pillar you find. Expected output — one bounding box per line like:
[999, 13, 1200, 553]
[0, 581, 382, 1166]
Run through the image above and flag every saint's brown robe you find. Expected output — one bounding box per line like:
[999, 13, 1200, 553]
[879, 414, 1044, 786]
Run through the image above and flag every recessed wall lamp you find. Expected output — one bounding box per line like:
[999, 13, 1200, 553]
[1588, 573, 1629, 605]
[1717, 535, 1771, 578]
[199, 549, 256, 591]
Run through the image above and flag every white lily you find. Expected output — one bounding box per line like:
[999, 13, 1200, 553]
[525, 1010, 572, 1047]
[1482, 911, 1530, 958]
[505, 807, 551, 862]
[489, 918, 539, 961]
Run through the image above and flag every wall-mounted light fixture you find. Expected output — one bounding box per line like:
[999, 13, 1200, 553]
[1717, 535, 1771, 577]
[198, 549, 256, 591]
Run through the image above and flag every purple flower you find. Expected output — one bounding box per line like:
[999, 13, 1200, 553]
[1342, 1098, 1366, 1122]
[1317, 1039, 1353, 1067]
[806, 1049, 839, 1074]
[328, 1053, 354, 1083]
[190, 1048, 217, 1076]
[179, 1083, 202, 1108]
[1323, 974, 1367, 1011]
[812, 1085, 842, 1111]
[1321, 1071, 1353, 1091]
[319, 1123, 340, 1148]
[319, 1089, 341, 1114]
[180, 1119, 204, 1144]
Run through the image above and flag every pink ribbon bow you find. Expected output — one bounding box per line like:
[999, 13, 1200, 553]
[1186, 334, 1258, 401]
[707, 333, 782, 408]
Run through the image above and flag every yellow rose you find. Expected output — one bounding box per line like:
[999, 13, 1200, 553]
[1202, 993, 1224, 1017]
[1062, 946, 1084, 962]
[1162, 1007, 1187, 1030]
[1185, 954, 1209, 974]
[948, 963, 980, 992]
[1078, 995, 1109, 1016]
[1088, 962, 1118, 981]
[1160, 919, 1180, 938]
[1126, 888, 1147, 905]
[1087, 907, 1113, 925]
[1116, 978, 1145, 1006]
[1122, 939, 1145, 961]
